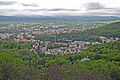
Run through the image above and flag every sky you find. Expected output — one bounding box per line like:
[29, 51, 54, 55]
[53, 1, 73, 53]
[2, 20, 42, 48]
[0, 0, 120, 16]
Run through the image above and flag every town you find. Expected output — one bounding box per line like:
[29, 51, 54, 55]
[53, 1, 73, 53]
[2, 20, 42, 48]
[1, 31, 119, 55]
[0, 20, 119, 54]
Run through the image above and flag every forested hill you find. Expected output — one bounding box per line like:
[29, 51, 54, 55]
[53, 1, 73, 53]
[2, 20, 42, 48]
[85, 21, 120, 37]
[44, 21, 120, 42]
[0, 40, 120, 80]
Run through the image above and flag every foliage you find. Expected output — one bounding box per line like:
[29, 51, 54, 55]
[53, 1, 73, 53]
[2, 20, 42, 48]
[0, 40, 120, 80]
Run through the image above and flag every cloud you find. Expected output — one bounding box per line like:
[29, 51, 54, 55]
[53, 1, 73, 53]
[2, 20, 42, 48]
[24, 8, 80, 12]
[21, 3, 39, 7]
[48, 8, 79, 11]
[0, 9, 18, 16]
[0, 1, 17, 6]
[112, 8, 120, 12]
[84, 2, 105, 10]
[83, 2, 120, 16]
[0, 1, 120, 16]
[0, 9, 18, 13]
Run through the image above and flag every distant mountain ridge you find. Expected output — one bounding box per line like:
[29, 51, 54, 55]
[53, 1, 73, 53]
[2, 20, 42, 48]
[0, 16, 120, 21]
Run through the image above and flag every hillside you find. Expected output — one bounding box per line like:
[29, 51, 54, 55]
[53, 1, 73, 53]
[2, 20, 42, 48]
[48, 21, 120, 42]
[35, 21, 120, 42]
[0, 40, 120, 80]
[86, 21, 120, 37]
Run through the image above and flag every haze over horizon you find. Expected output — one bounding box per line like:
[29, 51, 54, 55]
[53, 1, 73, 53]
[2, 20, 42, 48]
[0, 0, 120, 16]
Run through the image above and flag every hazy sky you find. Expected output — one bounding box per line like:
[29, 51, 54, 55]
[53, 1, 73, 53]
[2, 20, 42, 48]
[0, 0, 120, 16]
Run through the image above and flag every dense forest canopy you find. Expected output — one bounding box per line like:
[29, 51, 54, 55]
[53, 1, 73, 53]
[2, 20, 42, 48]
[0, 40, 120, 80]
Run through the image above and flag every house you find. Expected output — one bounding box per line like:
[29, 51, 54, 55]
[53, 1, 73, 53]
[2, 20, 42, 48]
[45, 51, 52, 54]
[81, 57, 91, 61]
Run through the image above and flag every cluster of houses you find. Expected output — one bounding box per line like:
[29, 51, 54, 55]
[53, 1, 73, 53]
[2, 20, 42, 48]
[49, 41, 90, 54]
[1, 32, 120, 55]
[14, 33, 31, 43]
[0, 33, 13, 40]
[30, 40, 91, 54]
[30, 35, 120, 54]
[99, 36, 120, 43]
[11, 33, 120, 55]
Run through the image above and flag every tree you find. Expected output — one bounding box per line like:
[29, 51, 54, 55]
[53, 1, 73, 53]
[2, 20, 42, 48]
[44, 63, 62, 80]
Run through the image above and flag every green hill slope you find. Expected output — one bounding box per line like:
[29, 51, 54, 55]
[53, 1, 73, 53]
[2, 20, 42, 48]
[0, 40, 120, 80]
[87, 21, 120, 37]
[55, 21, 120, 42]
[35, 21, 120, 42]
